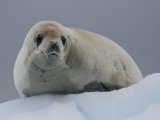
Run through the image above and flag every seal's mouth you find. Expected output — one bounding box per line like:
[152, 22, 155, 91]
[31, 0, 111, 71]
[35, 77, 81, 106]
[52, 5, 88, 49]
[41, 42, 61, 58]
[40, 51, 60, 58]
[47, 51, 60, 56]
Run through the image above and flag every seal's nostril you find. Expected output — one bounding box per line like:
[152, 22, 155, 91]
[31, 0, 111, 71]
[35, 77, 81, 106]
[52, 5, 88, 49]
[40, 50, 48, 55]
[40, 50, 45, 54]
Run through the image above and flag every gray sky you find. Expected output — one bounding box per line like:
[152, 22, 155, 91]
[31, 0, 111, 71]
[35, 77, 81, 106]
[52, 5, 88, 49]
[0, 0, 159, 103]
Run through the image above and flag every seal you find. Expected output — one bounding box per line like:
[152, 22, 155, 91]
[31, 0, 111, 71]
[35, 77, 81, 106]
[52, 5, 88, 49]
[13, 21, 143, 97]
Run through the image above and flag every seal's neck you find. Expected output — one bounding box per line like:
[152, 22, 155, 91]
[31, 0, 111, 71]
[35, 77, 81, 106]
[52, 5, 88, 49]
[64, 35, 85, 69]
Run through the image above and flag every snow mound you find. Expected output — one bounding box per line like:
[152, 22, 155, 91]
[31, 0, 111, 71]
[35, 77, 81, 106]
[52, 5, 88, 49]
[0, 73, 160, 120]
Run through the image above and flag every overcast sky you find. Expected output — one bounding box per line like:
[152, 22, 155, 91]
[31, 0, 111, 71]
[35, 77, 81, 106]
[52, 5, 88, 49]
[0, 0, 159, 103]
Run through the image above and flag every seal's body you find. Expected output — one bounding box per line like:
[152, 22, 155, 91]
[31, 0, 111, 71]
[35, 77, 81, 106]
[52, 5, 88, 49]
[14, 21, 143, 97]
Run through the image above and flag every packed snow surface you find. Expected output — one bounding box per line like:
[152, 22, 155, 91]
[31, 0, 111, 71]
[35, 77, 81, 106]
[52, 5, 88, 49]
[0, 73, 160, 120]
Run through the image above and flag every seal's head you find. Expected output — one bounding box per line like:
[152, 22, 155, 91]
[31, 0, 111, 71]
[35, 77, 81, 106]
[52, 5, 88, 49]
[24, 21, 67, 70]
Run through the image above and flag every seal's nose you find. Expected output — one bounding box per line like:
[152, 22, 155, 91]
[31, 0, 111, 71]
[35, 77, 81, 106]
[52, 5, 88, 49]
[46, 42, 60, 54]
[40, 42, 60, 57]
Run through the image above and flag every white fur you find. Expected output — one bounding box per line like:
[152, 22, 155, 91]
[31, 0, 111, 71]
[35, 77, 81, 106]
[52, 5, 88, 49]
[14, 21, 143, 97]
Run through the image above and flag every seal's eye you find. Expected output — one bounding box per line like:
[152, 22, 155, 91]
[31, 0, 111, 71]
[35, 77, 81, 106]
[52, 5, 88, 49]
[61, 35, 66, 46]
[34, 33, 44, 47]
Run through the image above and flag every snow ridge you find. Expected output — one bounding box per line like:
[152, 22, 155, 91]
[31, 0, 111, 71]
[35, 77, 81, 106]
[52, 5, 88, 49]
[0, 73, 160, 120]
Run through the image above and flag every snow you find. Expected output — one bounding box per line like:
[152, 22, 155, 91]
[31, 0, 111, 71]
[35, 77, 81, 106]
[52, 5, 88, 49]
[0, 73, 160, 120]
[127, 103, 160, 120]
